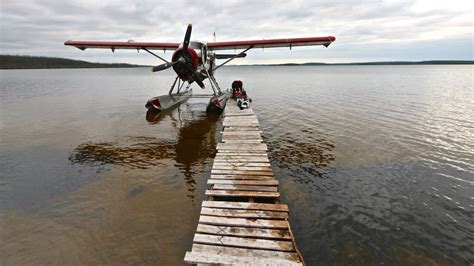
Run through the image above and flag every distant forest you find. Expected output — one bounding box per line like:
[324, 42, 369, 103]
[258, 60, 474, 66]
[0, 55, 143, 69]
[222, 60, 474, 67]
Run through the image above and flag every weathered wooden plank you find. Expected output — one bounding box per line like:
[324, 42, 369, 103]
[222, 133, 261, 136]
[212, 184, 278, 192]
[221, 137, 263, 141]
[208, 179, 279, 186]
[224, 121, 260, 126]
[215, 155, 269, 159]
[202, 201, 289, 212]
[200, 207, 287, 219]
[224, 117, 259, 122]
[221, 138, 263, 141]
[217, 148, 267, 153]
[216, 153, 269, 157]
[222, 131, 262, 135]
[199, 215, 288, 229]
[215, 152, 269, 156]
[216, 147, 267, 151]
[213, 162, 271, 167]
[214, 156, 269, 161]
[205, 189, 279, 198]
[220, 139, 264, 143]
[221, 134, 262, 138]
[214, 155, 269, 159]
[196, 224, 291, 239]
[193, 233, 294, 251]
[211, 170, 274, 176]
[217, 144, 266, 149]
[190, 244, 301, 262]
[222, 128, 262, 132]
[218, 143, 267, 148]
[211, 166, 273, 171]
[222, 140, 263, 143]
[220, 139, 263, 143]
[224, 123, 260, 127]
[184, 251, 302, 265]
[221, 134, 261, 137]
[209, 174, 275, 180]
[224, 117, 258, 120]
[214, 159, 270, 163]
[221, 136, 263, 140]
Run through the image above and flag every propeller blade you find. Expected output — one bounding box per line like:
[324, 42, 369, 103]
[193, 74, 205, 89]
[182, 24, 192, 55]
[151, 61, 178, 72]
[183, 63, 205, 89]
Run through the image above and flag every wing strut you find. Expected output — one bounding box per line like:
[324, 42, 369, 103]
[143, 48, 169, 63]
[213, 46, 253, 71]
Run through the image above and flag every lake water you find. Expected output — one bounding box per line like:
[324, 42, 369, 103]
[0, 65, 473, 265]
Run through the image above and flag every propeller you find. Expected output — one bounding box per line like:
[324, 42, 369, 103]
[151, 24, 205, 89]
[151, 61, 179, 72]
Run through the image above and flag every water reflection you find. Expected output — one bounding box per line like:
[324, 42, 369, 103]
[69, 137, 174, 169]
[266, 132, 335, 182]
[145, 107, 172, 125]
[69, 105, 221, 199]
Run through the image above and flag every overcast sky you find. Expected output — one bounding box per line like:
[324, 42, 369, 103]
[1, 0, 472, 64]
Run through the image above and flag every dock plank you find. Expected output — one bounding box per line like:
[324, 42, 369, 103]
[211, 170, 275, 176]
[211, 166, 273, 171]
[213, 162, 271, 167]
[190, 244, 301, 262]
[214, 155, 269, 159]
[217, 143, 267, 150]
[222, 131, 262, 135]
[184, 251, 302, 265]
[208, 179, 279, 186]
[205, 189, 280, 198]
[214, 159, 270, 163]
[223, 127, 262, 131]
[212, 184, 278, 192]
[196, 224, 291, 239]
[209, 174, 275, 180]
[199, 215, 288, 229]
[200, 207, 288, 219]
[222, 139, 263, 143]
[201, 201, 289, 212]
[193, 233, 294, 251]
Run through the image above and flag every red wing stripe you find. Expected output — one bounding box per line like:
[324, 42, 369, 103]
[208, 36, 335, 50]
[64, 41, 179, 50]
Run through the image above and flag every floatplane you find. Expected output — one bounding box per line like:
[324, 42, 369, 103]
[65, 24, 335, 113]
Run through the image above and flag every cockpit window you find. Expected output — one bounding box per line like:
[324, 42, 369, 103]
[189, 42, 203, 49]
[178, 41, 203, 49]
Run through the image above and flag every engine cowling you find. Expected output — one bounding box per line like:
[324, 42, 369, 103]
[171, 47, 199, 80]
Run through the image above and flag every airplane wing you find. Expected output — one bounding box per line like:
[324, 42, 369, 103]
[207, 36, 336, 50]
[64, 40, 179, 51]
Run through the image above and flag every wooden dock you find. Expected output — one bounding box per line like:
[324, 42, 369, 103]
[184, 100, 304, 265]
